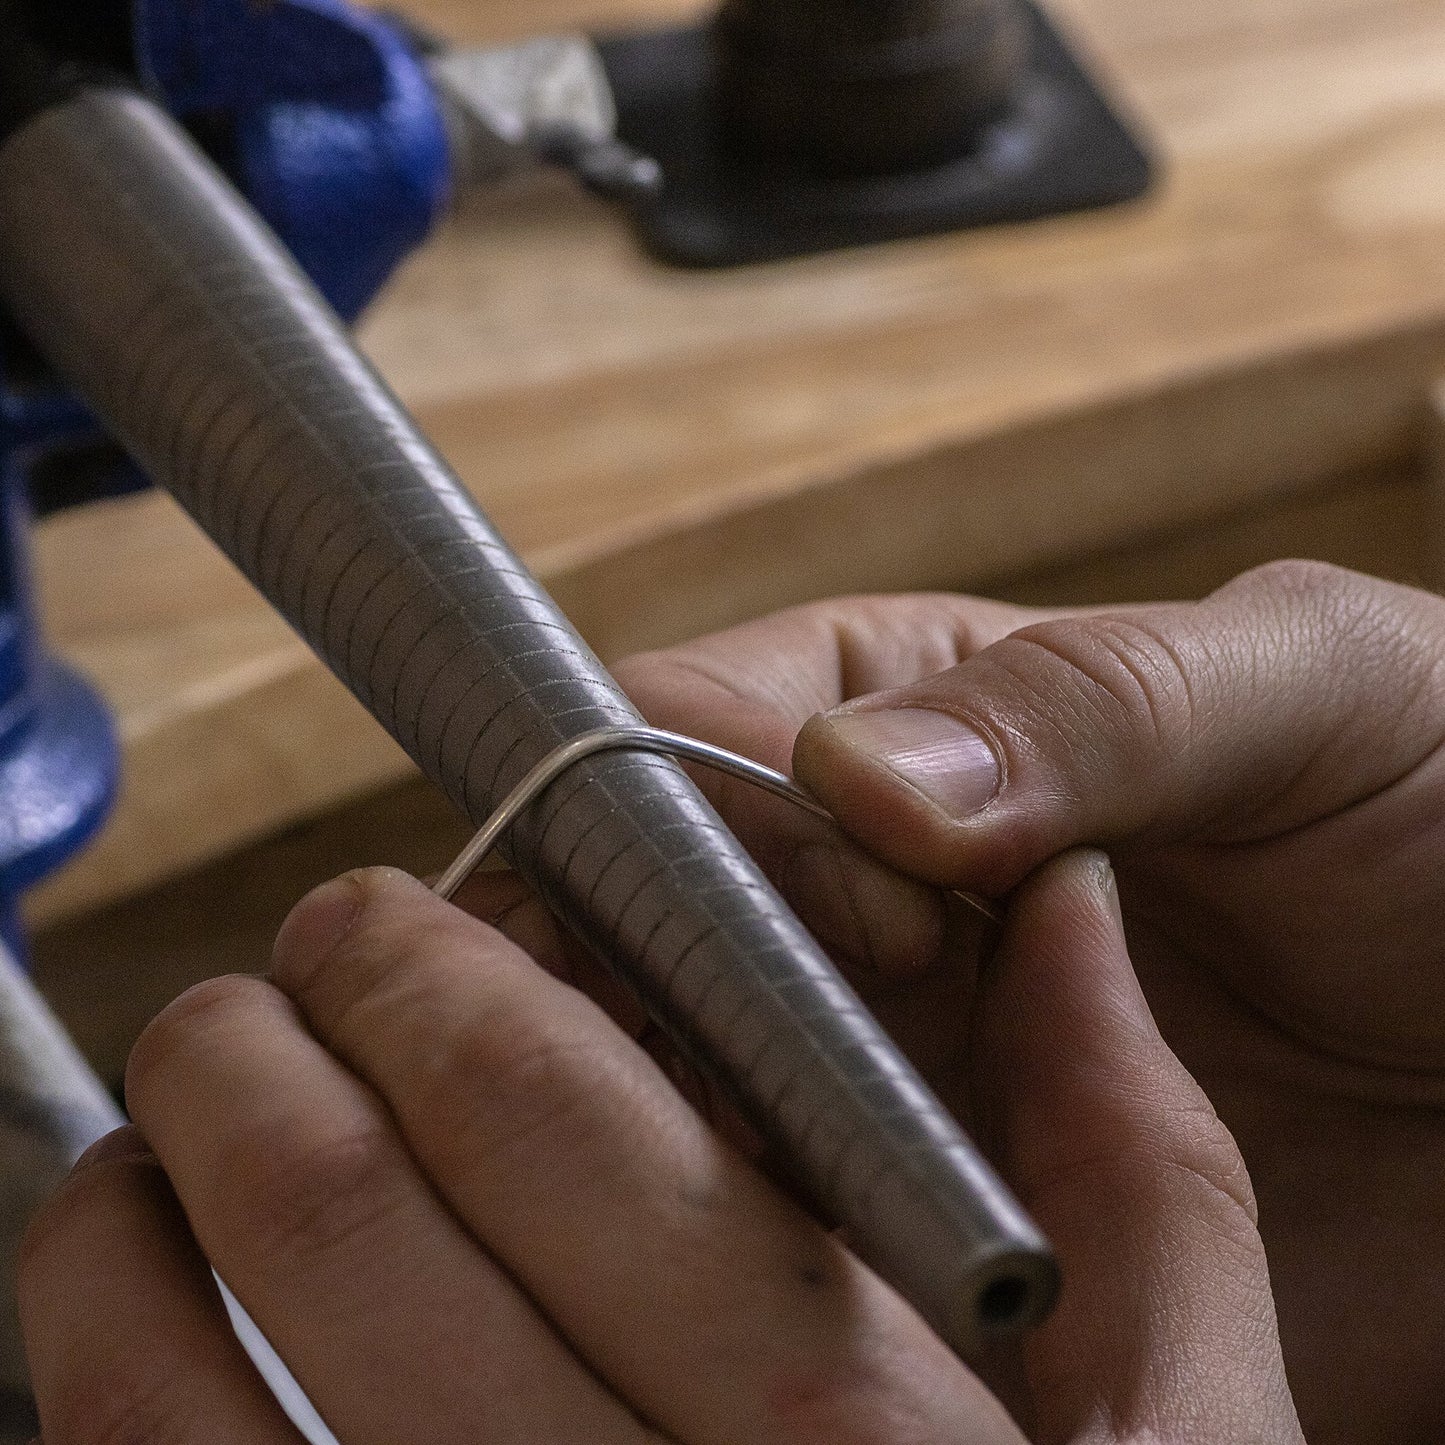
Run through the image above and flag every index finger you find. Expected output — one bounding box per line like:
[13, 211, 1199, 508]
[614, 594, 1066, 756]
[611, 594, 1068, 975]
[269, 869, 1027, 1445]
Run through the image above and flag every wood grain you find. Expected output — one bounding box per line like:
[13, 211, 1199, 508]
[25, 0, 1445, 926]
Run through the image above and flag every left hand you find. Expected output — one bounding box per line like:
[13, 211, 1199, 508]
[18, 849, 1298, 1443]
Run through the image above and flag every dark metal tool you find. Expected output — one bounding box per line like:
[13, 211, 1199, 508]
[599, 0, 1153, 266]
[0, 62, 1058, 1359]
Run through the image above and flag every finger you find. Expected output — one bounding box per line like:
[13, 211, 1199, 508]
[440, 855, 969, 1181]
[973, 852, 1304, 1443]
[19, 1127, 307, 1445]
[616, 594, 1062, 974]
[795, 562, 1445, 891]
[448, 867, 650, 1037]
[616, 593, 1064, 743]
[447, 868, 758, 1154]
[272, 867, 1026, 1445]
[124, 963, 660, 1444]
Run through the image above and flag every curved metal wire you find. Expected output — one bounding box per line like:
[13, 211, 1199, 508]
[434, 725, 1000, 924]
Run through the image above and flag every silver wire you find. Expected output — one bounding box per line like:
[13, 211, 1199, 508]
[433, 724, 1000, 923]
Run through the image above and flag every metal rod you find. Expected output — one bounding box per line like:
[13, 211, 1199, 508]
[435, 725, 831, 898]
[435, 723, 1002, 923]
[0, 83, 1056, 1356]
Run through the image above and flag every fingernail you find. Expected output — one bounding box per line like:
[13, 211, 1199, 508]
[72, 1126, 155, 1176]
[1073, 847, 1119, 908]
[1092, 852, 1125, 930]
[1088, 851, 1117, 901]
[272, 874, 365, 979]
[824, 708, 1002, 818]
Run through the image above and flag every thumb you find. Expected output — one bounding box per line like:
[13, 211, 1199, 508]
[975, 850, 1302, 1442]
[792, 562, 1445, 893]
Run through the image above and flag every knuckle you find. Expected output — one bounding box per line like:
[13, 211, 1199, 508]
[998, 615, 1197, 756]
[415, 999, 621, 1171]
[1230, 559, 1445, 707]
[40, 1366, 198, 1445]
[1229, 556, 1357, 604]
[216, 1121, 407, 1267]
[1151, 1090, 1259, 1226]
[125, 975, 267, 1110]
[1231, 558, 1383, 648]
[1077, 1094, 1258, 1239]
[765, 1358, 949, 1445]
[1025, 1053, 1262, 1256]
[1228, 558, 1414, 661]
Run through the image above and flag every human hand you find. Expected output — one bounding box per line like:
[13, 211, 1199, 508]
[612, 560, 1445, 1444]
[18, 839, 1301, 1443]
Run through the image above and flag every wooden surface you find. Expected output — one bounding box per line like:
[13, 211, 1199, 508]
[25, 0, 1445, 927]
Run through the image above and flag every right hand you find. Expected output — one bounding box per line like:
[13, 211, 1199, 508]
[613, 560, 1445, 1443]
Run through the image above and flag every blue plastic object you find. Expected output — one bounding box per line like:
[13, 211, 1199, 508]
[0, 375, 120, 958]
[0, 0, 453, 942]
[135, 0, 452, 321]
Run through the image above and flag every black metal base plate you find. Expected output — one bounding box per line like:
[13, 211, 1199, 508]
[596, 1, 1154, 268]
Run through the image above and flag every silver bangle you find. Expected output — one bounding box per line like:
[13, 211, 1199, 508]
[434, 724, 998, 923]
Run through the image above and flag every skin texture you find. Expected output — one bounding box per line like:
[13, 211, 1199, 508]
[19, 560, 1445, 1443]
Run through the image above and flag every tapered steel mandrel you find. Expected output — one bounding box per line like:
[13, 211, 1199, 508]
[0, 68, 1059, 1356]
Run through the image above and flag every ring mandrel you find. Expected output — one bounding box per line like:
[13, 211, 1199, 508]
[435, 723, 1001, 927]
[0, 71, 1055, 1360]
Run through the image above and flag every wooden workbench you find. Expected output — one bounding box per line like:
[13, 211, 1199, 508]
[24, 0, 1445, 1066]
